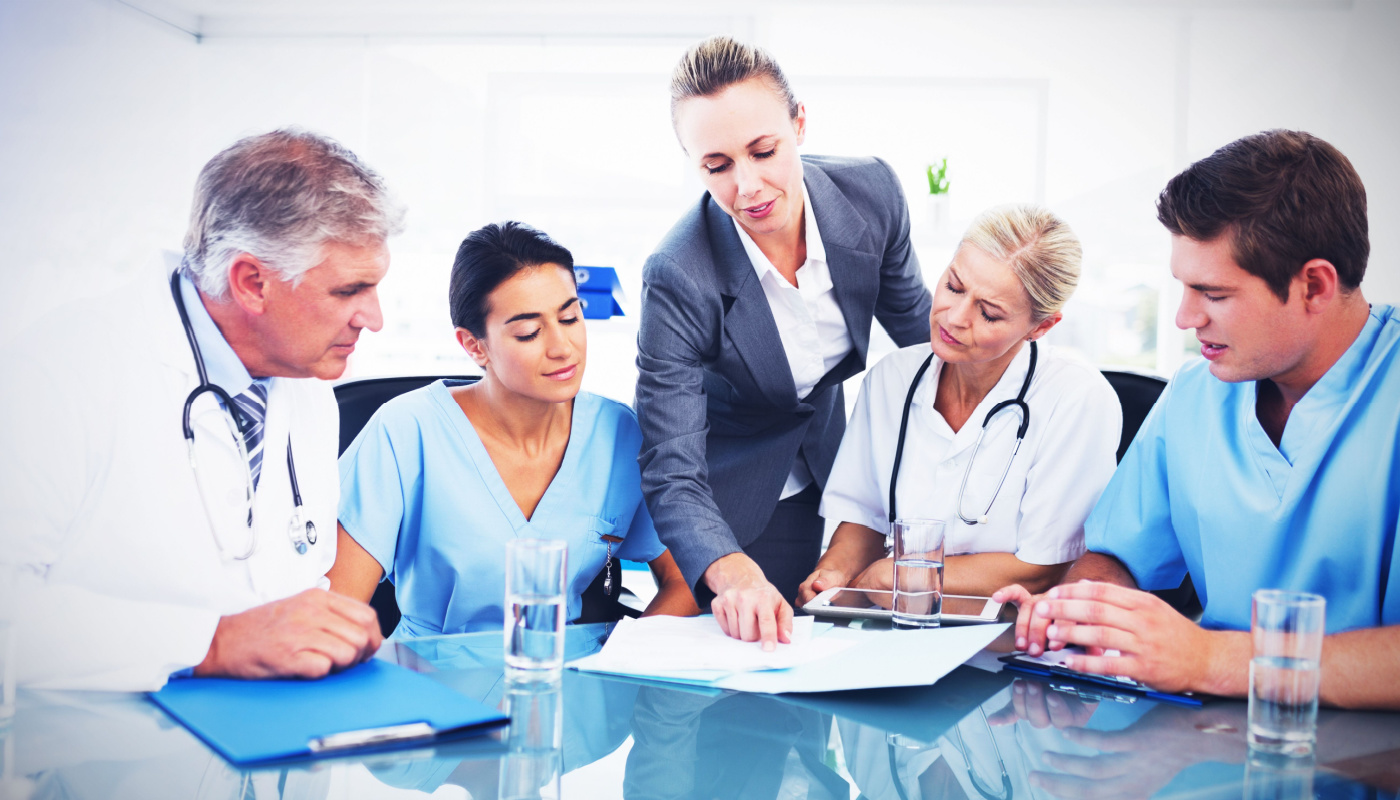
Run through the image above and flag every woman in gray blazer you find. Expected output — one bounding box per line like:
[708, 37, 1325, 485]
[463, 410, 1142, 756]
[635, 36, 932, 646]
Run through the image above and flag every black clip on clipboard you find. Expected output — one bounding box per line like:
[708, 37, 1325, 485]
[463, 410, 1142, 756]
[998, 652, 1202, 707]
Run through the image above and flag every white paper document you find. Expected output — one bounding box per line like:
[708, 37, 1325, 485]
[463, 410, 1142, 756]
[570, 615, 854, 681]
[570, 615, 1009, 694]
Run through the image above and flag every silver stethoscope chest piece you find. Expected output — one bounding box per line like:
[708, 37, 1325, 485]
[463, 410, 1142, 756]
[172, 271, 318, 559]
[888, 341, 1037, 527]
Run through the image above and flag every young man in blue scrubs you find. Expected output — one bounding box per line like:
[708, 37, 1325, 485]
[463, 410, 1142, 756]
[995, 130, 1400, 710]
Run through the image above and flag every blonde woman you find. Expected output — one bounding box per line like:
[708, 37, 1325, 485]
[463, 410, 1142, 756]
[798, 206, 1122, 605]
[634, 36, 933, 647]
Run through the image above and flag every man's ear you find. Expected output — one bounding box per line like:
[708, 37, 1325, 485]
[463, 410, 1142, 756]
[1028, 312, 1063, 341]
[226, 253, 272, 315]
[456, 327, 489, 369]
[1296, 258, 1340, 313]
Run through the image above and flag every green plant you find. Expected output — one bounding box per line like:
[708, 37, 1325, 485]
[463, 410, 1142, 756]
[926, 159, 950, 195]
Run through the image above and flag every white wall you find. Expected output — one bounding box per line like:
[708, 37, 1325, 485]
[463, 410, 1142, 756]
[2, 0, 1396, 394]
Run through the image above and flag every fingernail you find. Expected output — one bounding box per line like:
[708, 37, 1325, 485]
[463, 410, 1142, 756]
[1047, 587, 1059, 598]
[1035, 601, 1050, 615]
[1063, 657, 1075, 669]
[763, 641, 775, 652]
[1016, 637, 1026, 649]
[1046, 625, 1059, 639]
[1047, 693, 1061, 707]
[1029, 643, 1042, 656]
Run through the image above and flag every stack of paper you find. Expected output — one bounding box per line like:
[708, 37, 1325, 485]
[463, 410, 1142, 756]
[571, 615, 854, 683]
[570, 615, 1009, 694]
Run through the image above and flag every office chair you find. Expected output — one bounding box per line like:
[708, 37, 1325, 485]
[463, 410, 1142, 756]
[1100, 369, 1200, 619]
[333, 374, 638, 637]
[1100, 369, 1168, 464]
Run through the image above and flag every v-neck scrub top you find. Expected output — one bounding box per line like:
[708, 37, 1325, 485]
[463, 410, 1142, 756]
[338, 382, 665, 638]
[1086, 304, 1400, 634]
[820, 343, 1122, 564]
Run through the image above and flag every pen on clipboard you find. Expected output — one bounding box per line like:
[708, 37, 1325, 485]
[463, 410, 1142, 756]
[308, 722, 437, 753]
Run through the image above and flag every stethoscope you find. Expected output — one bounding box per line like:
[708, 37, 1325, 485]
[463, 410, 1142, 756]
[888, 341, 1037, 526]
[883, 707, 1012, 800]
[171, 271, 317, 560]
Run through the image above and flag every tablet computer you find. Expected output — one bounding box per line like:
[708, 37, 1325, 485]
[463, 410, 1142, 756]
[802, 588, 1003, 624]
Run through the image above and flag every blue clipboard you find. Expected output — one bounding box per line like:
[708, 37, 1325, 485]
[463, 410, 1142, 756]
[149, 658, 509, 765]
[998, 653, 1203, 707]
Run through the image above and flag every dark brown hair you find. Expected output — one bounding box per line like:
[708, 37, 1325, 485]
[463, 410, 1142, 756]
[1156, 129, 1368, 301]
[449, 222, 575, 338]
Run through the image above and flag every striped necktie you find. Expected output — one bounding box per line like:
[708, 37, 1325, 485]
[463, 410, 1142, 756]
[230, 379, 270, 490]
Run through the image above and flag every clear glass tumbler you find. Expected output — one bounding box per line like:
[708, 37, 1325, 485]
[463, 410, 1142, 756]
[891, 519, 945, 629]
[504, 539, 568, 682]
[1248, 589, 1325, 756]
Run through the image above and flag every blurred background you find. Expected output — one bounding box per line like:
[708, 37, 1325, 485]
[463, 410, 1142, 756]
[2, 0, 1397, 404]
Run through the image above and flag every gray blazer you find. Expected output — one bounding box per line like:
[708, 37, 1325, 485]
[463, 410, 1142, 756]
[635, 155, 933, 591]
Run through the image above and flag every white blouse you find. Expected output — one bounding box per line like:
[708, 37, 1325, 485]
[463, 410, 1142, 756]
[819, 342, 1122, 565]
[734, 182, 854, 498]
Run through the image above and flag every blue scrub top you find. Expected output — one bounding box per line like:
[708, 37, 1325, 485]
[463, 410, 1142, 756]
[339, 382, 665, 637]
[1086, 305, 1400, 634]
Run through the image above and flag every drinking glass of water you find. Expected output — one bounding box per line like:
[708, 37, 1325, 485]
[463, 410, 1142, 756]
[504, 539, 567, 681]
[1248, 589, 1325, 756]
[891, 519, 945, 629]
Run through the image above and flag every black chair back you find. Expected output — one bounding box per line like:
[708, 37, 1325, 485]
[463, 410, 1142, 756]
[333, 374, 634, 636]
[1100, 370, 1168, 464]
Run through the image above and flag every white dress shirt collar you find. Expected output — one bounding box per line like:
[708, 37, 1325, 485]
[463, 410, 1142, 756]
[734, 184, 826, 283]
[177, 272, 255, 397]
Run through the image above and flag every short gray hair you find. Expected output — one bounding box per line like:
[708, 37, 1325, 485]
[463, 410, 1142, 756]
[670, 36, 799, 131]
[181, 129, 405, 299]
[960, 204, 1082, 322]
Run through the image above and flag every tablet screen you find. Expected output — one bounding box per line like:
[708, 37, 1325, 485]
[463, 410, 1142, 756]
[825, 590, 990, 617]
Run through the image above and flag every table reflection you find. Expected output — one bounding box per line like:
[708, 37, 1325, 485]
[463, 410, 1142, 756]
[625, 688, 846, 800]
[1, 691, 331, 800]
[990, 677, 1400, 800]
[3, 626, 1397, 800]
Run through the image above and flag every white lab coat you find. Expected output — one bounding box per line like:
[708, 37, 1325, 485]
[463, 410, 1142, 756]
[820, 343, 1121, 564]
[0, 263, 340, 691]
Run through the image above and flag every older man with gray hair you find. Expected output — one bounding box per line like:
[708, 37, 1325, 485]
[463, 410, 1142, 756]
[0, 129, 404, 691]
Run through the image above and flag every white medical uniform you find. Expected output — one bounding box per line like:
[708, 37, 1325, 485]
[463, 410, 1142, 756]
[820, 343, 1121, 564]
[0, 261, 340, 691]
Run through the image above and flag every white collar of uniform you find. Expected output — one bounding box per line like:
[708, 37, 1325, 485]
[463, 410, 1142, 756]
[177, 271, 256, 397]
[914, 340, 1038, 412]
[732, 181, 827, 284]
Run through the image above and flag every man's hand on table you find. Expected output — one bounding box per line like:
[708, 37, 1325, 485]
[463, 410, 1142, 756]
[704, 553, 792, 651]
[1029, 581, 1248, 696]
[194, 588, 383, 679]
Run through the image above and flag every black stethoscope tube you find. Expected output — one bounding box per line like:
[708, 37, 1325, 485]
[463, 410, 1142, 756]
[170, 271, 315, 556]
[888, 341, 1037, 524]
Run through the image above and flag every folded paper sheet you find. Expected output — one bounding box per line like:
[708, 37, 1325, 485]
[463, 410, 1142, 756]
[571, 616, 1010, 694]
[570, 615, 854, 682]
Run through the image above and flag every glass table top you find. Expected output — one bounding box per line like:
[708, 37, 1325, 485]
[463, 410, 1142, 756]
[3, 623, 1397, 799]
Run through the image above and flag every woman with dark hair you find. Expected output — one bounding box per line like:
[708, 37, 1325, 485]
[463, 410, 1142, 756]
[328, 222, 697, 637]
